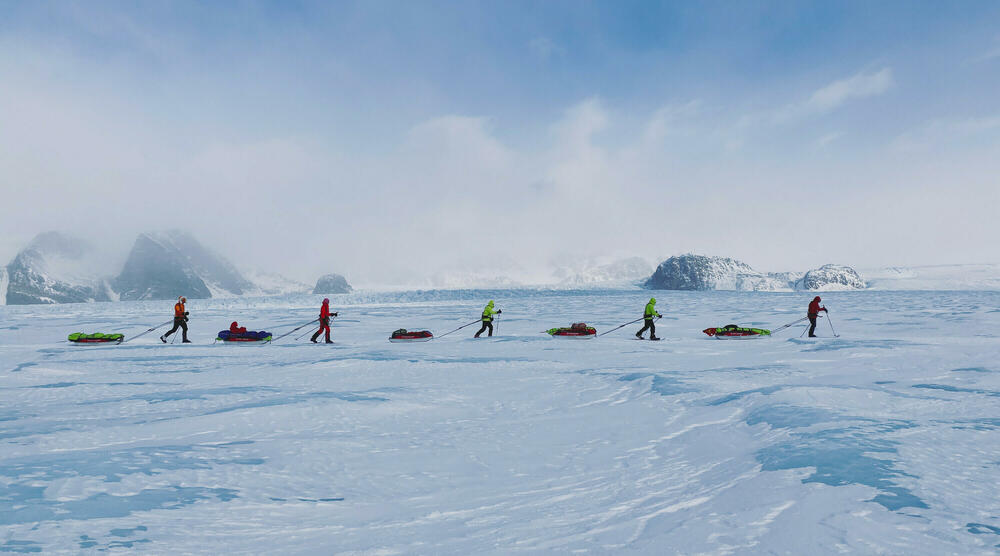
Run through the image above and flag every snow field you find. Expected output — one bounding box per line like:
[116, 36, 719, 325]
[1, 289, 998, 553]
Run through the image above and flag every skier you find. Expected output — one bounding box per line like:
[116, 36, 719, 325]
[310, 298, 338, 343]
[635, 298, 662, 340]
[474, 300, 501, 338]
[161, 296, 191, 343]
[807, 296, 828, 338]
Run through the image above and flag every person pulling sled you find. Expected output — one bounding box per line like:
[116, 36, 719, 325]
[474, 300, 501, 338]
[636, 298, 662, 340]
[161, 296, 191, 343]
[311, 298, 338, 343]
[807, 296, 828, 338]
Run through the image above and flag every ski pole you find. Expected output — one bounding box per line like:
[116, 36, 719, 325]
[276, 318, 322, 343]
[827, 312, 839, 337]
[123, 319, 174, 343]
[437, 319, 481, 339]
[597, 316, 647, 337]
[298, 315, 336, 341]
[771, 316, 809, 335]
[494, 313, 500, 336]
[267, 318, 320, 343]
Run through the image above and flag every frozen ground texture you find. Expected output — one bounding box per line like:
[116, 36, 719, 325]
[1, 289, 998, 554]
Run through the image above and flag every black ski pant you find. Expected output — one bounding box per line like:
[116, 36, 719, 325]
[475, 321, 493, 337]
[808, 314, 818, 337]
[637, 318, 656, 337]
[164, 317, 188, 341]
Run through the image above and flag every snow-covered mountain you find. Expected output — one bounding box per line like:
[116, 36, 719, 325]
[3, 232, 116, 304]
[795, 264, 867, 291]
[313, 273, 353, 294]
[1, 230, 320, 304]
[643, 254, 794, 291]
[114, 231, 255, 301]
[643, 254, 868, 291]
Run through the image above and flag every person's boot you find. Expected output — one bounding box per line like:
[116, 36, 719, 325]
[310, 332, 319, 343]
[325, 339, 333, 344]
[160, 335, 167, 343]
[635, 332, 643, 339]
[182, 338, 191, 343]
[650, 335, 660, 341]
[808, 334, 817, 338]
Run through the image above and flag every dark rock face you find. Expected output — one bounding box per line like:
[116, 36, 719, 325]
[114, 234, 211, 300]
[4, 232, 113, 304]
[114, 231, 254, 300]
[797, 264, 866, 290]
[313, 274, 353, 294]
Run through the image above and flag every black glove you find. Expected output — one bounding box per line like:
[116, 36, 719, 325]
[332, 312, 339, 317]
[497, 309, 502, 314]
[184, 312, 189, 316]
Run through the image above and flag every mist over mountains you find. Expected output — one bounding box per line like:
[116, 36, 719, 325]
[1, 231, 347, 305]
[2, 231, 997, 305]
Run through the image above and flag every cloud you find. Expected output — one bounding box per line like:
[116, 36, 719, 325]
[891, 114, 1000, 152]
[816, 131, 844, 148]
[528, 36, 564, 60]
[774, 67, 893, 123]
[972, 35, 1000, 63]
[807, 68, 893, 112]
[643, 100, 703, 142]
[0, 2, 996, 282]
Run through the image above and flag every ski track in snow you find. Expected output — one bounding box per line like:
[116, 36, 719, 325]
[0, 290, 999, 554]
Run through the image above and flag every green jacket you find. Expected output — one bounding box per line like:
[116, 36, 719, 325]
[482, 300, 499, 322]
[644, 298, 660, 320]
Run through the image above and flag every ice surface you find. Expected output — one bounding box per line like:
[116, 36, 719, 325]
[864, 264, 1000, 291]
[1, 290, 999, 553]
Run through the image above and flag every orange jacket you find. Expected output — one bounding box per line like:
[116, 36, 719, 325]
[174, 302, 186, 317]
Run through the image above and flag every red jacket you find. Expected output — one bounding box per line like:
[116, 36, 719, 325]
[320, 301, 333, 320]
[808, 299, 827, 316]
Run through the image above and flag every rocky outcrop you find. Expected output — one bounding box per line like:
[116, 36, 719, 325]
[643, 255, 866, 292]
[114, 231, 254, 301]
[643, 254, 790, 291]
[796, 264, 866, 291]
[313, 273, 353, 294]
[4, 232, 113, 304]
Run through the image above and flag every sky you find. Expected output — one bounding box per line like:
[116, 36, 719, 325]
[1, 0, 998, 285]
